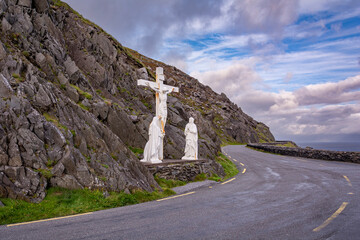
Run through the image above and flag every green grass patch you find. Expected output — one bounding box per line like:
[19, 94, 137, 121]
[193, 173, 208, 181]
[0, 187, 175, 225]
[78, 102, 90, 111]
[12, 73, 24, 82]
[220, 141, 245, 147]
[216, 152, 239, 180]
[35, 168, 53, 180]
[154, 176, 186, 189]
[101, 164, 109, 169]
[141, 99, 151, 110]
[70, 130, 76, 137]
[128, 146, 144, 158]
[43, 113, 68, 131]
[208, 173, 222, 182]
[275, 142, 297, 148]
[22, 51, 30, 58]
[70, 84, 92, 100]
[43, 112, 58, 124]
[111, 153, 118, 161]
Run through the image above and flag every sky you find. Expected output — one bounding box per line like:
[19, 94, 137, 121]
[63, 0, 360, 143]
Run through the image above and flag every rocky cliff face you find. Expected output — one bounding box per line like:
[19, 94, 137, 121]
[0, 0, 275, 202]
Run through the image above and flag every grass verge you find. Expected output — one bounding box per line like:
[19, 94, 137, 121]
[215, 152, 239, 180]
[220, 141, 245, 147]
[275, 142, 297, 148]
[154, 176, 186, 189]
[0, 187, 174, 225]
[0, 153, 239, 225]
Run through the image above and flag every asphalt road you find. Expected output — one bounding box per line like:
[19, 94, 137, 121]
[1, 145, 359, 239]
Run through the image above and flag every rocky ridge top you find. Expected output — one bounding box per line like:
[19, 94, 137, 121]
[0, 0, 274, 202]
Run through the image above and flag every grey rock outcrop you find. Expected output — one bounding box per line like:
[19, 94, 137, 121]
[33, 0, 49, 13]
[0, 0, 275, 202]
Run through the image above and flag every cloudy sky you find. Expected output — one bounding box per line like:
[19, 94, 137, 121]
[63, 0, 360, 143]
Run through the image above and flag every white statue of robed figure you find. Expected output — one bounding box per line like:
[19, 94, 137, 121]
[141, 117, 162, 163]
[182, 117, 198, 160]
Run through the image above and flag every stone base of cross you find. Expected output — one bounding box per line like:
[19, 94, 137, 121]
[138, 67, 179, 162]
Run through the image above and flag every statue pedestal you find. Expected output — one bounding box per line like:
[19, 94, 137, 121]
[142, 159, 225, 182]
[141, 158, 207, 166]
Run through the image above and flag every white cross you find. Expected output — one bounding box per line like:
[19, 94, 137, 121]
[137, 67, 179, 160]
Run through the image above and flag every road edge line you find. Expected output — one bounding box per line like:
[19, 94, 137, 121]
[313, 202, 349, 232]
[7, 212, 93, 227]
[221, 178, 236, 185]
[343, 175, 352, 187]
[156, 191, 195, 202]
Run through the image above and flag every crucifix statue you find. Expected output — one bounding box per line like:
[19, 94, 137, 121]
[138, 67, 179, 162]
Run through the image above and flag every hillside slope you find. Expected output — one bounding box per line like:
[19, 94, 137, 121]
[0, 0, 274, 202]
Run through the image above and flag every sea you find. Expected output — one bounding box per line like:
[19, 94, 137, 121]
[297, 142, 360, 152]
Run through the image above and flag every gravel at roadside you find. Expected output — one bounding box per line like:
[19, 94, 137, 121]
[172, 180, 217, 194]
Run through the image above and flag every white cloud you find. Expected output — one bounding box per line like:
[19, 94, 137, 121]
[298, 0, 360, 14]
[225, 0, 299, 36]
[295, 75, 360, 105]
[284, 72, 293, 82]
[193, 57, 360, 141]
[191, 60, 261, 95]
[162, 50, 189, 73]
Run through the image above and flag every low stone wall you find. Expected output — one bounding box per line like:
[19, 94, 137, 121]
[247, 143, 360, 164]
[143, 159, 225, 182]
[256, 141, 298, 147]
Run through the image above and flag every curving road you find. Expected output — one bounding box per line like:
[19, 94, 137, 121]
[1, 145, 359, 239]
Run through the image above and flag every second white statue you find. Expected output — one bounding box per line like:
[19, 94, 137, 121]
[141, 116, 162, 163]
[182, 117, 198, 160]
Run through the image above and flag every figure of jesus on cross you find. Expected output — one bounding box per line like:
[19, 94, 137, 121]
[138, 67, 179, 161]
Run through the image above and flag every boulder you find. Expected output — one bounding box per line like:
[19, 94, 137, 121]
[8, 134, 22, 167]
[136, 67, 148, 80]
[91, 32, 117, 63]
[51, 162, 65, 177]
[43, 122, 66, 147]
[35, 85, 52, 109]
[50, 175, 83, 189]
[0, 149, 9, 165]
[35, 52, 46, 67]
[0, 74, 13, 98]
[17, 0, 32, 8]
[0, 167, 47, 202]
[129, 115, 139, 123]
[1, 18, 12, 33]
[93, 101, 109, 120]
[66, 85, 79, 102]
[33, 0, 48, 13]
[0, 42, 6, 60]
[58, 73, 68, 85]
[64, 57, 79, 77]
